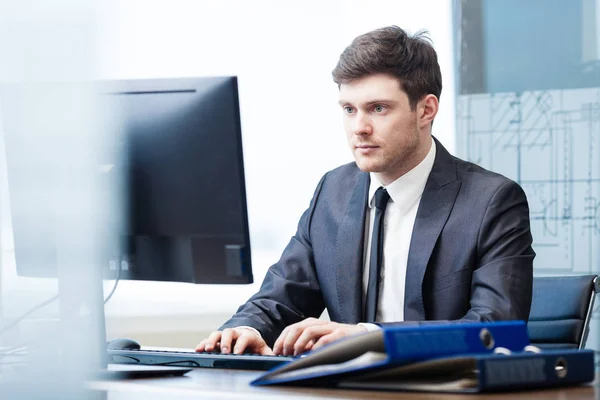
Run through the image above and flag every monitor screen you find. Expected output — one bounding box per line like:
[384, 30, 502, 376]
[2, 76, 253, 285]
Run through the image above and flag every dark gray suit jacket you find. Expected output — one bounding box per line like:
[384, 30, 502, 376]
[221, 138, 535, 346]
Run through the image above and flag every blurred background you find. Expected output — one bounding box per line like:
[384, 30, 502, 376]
[0, 0, 597, 371]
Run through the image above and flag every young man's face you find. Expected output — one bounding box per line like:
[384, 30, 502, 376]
[339, 73, 434, 185]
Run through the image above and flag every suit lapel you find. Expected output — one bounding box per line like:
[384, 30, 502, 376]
[335, 172, 369, 324]
[404, 139, 461, 321]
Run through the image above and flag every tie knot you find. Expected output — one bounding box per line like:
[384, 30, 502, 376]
[374, 187, 390, 210]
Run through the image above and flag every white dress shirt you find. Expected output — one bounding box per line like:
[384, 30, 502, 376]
[361, 139, 436, 326]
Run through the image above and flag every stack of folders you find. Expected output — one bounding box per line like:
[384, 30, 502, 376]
[251, 321, 596, 393]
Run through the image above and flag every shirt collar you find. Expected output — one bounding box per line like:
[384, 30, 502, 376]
[368, 138, 436, 214]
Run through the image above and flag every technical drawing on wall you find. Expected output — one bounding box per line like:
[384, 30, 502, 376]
[456, 87, 600, 322]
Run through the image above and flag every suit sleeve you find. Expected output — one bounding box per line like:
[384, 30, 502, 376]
[465, 180, 535, 321]
[219, 174, 328, 347]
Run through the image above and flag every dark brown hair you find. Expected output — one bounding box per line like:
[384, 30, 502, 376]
[332, 26, 442, 110]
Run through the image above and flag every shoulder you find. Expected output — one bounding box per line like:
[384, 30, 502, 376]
[307, 162, 366, 207]
[431, 148, 529, 215]
[450, 155, 524, 197]
[432, 138, 521, 197]
[311, 162, 365, 193]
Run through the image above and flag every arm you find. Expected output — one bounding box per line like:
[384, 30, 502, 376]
[466, 180, 535, 321]
[218, 174, 329, 347]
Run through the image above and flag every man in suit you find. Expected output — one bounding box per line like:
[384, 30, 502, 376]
[196, 25, 535, 356]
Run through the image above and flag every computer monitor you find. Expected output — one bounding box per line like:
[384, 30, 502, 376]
[2, 76, 253, 285]
[0, 76, 254, 385]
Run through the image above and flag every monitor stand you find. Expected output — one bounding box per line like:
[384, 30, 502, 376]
[55, 241, 190, 381]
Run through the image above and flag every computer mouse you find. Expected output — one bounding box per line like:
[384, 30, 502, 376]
[106, 337, 141, 351]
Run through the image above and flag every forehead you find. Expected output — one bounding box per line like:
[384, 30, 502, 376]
[338, 73, 408, 104]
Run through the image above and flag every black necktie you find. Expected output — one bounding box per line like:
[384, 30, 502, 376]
[365, 187, 390, 323]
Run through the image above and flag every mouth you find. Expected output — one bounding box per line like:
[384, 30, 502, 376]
[355, 144, 379, 154]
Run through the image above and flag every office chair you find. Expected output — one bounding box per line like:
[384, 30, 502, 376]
[527, 275, 599, 349]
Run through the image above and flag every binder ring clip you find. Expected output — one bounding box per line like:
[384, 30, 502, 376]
[554, 357, 568, 379]
[523, 345, 542, 353]
[493, 347, 512, 355]
[479, 328, 495, 349]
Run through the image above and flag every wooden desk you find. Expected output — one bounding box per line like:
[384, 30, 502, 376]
[91, 368, 598, 400]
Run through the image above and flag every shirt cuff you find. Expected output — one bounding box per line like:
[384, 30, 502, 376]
[236, 326, 262, 338]
[357, 322, 381, 332]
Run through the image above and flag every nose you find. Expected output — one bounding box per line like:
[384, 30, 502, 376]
[353, 112, 373, 136]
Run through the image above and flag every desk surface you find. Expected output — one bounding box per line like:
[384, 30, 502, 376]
[90, 368, 599, 400]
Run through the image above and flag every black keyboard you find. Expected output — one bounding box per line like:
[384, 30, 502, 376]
[107, 348, 295, 371]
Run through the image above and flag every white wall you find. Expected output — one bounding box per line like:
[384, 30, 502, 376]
[1, 0, 456, 346]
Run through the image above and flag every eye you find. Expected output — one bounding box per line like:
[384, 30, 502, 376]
[373, 104, 385, 112]
[343, 106, 355, 114]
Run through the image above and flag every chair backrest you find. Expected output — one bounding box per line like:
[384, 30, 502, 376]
[527, 275, 599, 349]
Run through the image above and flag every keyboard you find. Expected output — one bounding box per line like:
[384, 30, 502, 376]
[107, 348, 295, 371]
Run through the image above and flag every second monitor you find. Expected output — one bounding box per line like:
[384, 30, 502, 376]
[4, 76, 253, 285]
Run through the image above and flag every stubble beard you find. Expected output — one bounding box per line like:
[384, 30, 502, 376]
[376, 127, 422, 177]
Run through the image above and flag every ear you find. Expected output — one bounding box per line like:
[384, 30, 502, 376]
[417, 94, 439, 130]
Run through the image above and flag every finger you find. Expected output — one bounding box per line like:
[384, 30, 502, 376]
[205, 331, 223, 351]
[273, 327, 290, 355]
[233, 334, 274, 356]
[220, 328, 238, 354]
[304, 339, 315, 352]
[259, 345, 275, 356]
[274, 318, 324, 355]
[283, 318, 331, 355]
[282, 321, 325, 356]
[281, 325, 307, 356]
[293, 325, 332, 356]
[232, 334, 252, 354]
[312, 331, 346, 351]
[195, 339, 207, 352]
[196, 331, 222, 352]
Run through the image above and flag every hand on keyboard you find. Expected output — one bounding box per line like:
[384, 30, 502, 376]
[273, 318, 368, 356]
[196, 327, 274, 356]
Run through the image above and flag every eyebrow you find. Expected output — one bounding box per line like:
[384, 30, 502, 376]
[338, 99, 397, 107]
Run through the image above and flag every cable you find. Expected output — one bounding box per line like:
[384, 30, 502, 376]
[0, 294, 59, 338]
[0, 346, 28, 359]
[0, 257, 122, 338]
[0, 343, 28, 355]
[103, 257, 122, 304]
